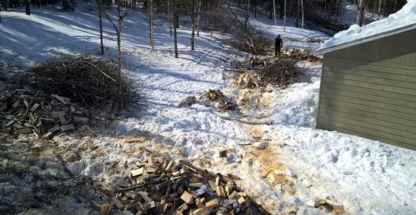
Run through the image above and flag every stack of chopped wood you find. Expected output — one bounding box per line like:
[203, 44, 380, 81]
[234, 71, 261, 89]
[92, 157, 271, 215]
[282, 48, 322, 62]
[199, 89, 225, 101]
[200, 89, 237, 113]
[0, 89, 88, 139]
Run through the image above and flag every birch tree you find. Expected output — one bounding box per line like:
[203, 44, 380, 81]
[377, 0, 382, 19]
[356, 0, 365, 26]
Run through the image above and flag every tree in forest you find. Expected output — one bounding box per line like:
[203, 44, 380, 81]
[102, 0, 132, 75]
[196, 0, 202, 37]
[25, 0, 30, 15]
[273, 0, 276, 25]
[97, 0, 105, 55]
[1, 0, 7, 11]
[188, 0, 200, 50]
[149, 0, 155, 50]
[356, 0, 365, 26]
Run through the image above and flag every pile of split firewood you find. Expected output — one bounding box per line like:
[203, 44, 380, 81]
[91, 157, 271, 215]
[0, 89, 88, 138]
[233, 71, 261, 89]
[200, 89, 236, 113]
[282, 48, 322, 62]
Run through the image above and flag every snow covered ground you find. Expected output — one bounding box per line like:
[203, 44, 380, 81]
[1, 2, 416, 215]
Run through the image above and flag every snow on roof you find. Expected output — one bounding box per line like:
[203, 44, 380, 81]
[315, 0, 416, 55]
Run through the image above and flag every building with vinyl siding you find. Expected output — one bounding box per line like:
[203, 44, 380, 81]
[314, 24, 416, 151]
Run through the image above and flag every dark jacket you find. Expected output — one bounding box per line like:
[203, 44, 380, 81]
[275, 36, 283, 48]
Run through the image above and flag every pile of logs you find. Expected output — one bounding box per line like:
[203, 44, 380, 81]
[0, 89, 88, 139]
[92, 157, 271, 215]
[282, 48, 322, 63]
[199, 89, 224, 102]
[234, 71, 261, 89]
[200, 89, 236, 113]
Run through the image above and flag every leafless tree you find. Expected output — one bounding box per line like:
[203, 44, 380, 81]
[196, 0, 202, 36]
[149, 0, 154, 50]
[244, 0, 250, 31]
[102, 0, 132, 75]
[301, 0, 304, 28]
[25, 0, 30, 15]
[273, 0, 276, 25]
[97, 0, 105, 55]
[356, 0, 365, 26]
[190, 0, 196, 50]
[283, 0, 286, 32]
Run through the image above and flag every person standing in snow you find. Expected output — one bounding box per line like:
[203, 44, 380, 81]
[275, 35, 283, 57]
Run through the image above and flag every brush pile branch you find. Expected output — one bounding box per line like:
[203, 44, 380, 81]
[224, 27, 272, 55]
[233, 57, 303, 89]
[23, 55, 140, 115]
[259, 59, 303, 88]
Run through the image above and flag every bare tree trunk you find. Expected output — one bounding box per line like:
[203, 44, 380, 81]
[149, 0, 154, 50]
[382, 0, 386, 17]
[98, 0, 104, 55]
[173, 0, 178, 58]
[174, 15, 178, 58]
[117, 0, 122, 76]
[393, 0, 397, 12]
[356, 0, 365, 26]
[169, 0, 172, 37]
[301, 0, 304, 28]
[190, 0, 195, 50]
[296, 0, 299, 27]
[210, 0, 220, 36]
[273, 0, 276, 25]
[196, 0, 201, 36]
[283, 0, 286, 32]
[244, 0, 250, 31]
[377, 0, 382, 19]
[25, 0, 30, 15]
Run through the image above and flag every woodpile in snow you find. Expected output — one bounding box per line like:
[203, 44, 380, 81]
[234, 58, 303, 89]
[309, 196, 344, 214]
[199, 89, 236, 112]
[0, 89, 88, 138]
[281, 48, 322, 62]
[91, 157, 271, 215]
[199, 89, 225, 102]
[233, 71, 261, 89]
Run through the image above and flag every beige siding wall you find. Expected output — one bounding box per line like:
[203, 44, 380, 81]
[317, 28, 416, 151]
